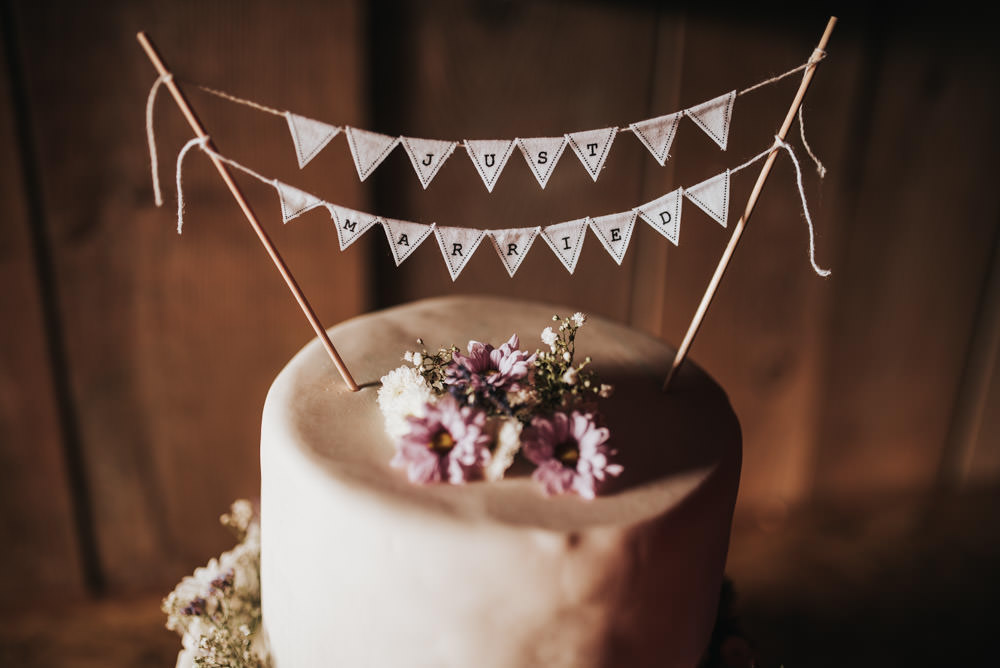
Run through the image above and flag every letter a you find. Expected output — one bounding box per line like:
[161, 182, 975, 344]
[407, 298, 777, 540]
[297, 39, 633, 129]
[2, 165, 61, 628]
[381, 218, 435, 266]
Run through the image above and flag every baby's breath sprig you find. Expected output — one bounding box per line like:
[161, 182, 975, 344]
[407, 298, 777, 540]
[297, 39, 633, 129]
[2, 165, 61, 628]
[532, 313, 610, 414]
[405, 339, 459, 393]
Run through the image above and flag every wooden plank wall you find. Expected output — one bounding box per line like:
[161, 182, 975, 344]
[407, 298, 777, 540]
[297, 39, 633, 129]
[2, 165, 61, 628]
[1, 2, 998, 602]
[0, 0, 369, 601]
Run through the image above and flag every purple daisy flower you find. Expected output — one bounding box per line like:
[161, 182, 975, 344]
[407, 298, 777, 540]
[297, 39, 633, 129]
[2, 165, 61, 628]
[390, 395, 492, 484]
[521, 411, 623, 499]
[447, 334, 537, 393]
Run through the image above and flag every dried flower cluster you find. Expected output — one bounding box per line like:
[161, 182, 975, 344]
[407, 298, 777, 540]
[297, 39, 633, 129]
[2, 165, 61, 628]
[163, 500, 269, 668]
[378, 313, 622, 497]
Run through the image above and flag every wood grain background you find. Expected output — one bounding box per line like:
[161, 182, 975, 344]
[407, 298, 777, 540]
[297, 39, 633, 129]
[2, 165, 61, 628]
[1, 1, 998, 604]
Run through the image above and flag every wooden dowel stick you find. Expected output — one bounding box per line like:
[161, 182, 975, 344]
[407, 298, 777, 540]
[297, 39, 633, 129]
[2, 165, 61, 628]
[136, 31, 360, 392]
[663, 16, 837, 391]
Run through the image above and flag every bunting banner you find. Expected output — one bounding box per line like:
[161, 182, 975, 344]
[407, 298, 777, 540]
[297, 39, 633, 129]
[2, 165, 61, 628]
[382, 218, 435, 266]
[465, 139, 517, 192]
[327, 203, 379, 250]
[345, 127, 400, 181]
[167, 136, 829, 279]
[285, 112, 340, 168]
[170, 57, 829, 191]
[489, 227, 540, 277]
[517, 137, 567, 189]
[589, 210, 637, 265]
[684, 91, 736, 151]
[434, 226, 486, 281]
[401, 136, 458, 189]
[684, 170, 730, 227]
[636, 187, 683, 246]
[566, 127, 617, 181]
[275, 180, 324, 222]
[541, 218, 588, 274]
[630, 111, 682, 166]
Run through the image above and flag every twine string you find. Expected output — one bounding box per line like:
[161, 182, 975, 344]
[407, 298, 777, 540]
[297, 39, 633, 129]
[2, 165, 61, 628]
[174, 135, 211, 234]
[772, 135, 830, 276]
[146, 73, 173, 206]
[797, 103, 827, 177]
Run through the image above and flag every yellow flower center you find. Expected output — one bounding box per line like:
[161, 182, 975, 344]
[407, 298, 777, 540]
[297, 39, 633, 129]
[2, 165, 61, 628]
[555, 440, 579, 466]
[429, 430, 455, 452]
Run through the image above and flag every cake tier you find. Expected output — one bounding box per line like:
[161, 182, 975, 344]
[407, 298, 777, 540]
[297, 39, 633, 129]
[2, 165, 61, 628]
[261, 296, 741, 668]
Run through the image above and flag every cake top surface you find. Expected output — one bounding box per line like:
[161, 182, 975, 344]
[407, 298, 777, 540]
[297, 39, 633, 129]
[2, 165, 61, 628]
[263, 295, 740, 531]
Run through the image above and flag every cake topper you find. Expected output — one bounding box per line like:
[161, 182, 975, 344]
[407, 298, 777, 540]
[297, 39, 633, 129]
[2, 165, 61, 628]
[137, 16, 837, 394]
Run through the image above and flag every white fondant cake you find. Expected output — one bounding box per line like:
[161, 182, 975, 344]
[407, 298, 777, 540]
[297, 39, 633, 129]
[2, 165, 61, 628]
[260, 295, 741, 668]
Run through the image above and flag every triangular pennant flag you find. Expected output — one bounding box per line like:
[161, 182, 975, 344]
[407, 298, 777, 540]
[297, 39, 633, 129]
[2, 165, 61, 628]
[565, 127, 617, 181]
[517, 137, 567, 189]
[589, 210, 637, 265]
[684, 91, 736, 150]
[636, 187, 683, 245]
[381, 218, 435, 266]
[489, 227, 540, 277]
[274, 180, 324, 223]
[629, 111, 682, 166]
[464, 139, 516, 192]
[541, 218, 588, 274]
[684, 170, 730, 228]
[285, 112, 340, 168]
[345, 127, 400, 181]
[433, 226, 486, 281]
[400, 136, 458, 189]
[326, 203, 380, 250]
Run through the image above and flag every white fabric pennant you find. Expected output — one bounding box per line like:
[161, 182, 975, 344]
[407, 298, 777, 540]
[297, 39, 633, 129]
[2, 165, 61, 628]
[464, 139, 516, 192]
[516, 137, 567, 189]
[589, 210, 637, 265]
[565, 127, 617, 181]
[274, 180, 324, 223]
[325, 203, 379, 250]
[684, 170, 730, 228]
[636, 187, 683, 245]
[541, 218, 588, 274]
[629, 111, 682, 166]
[381, 218, 435, 266]
[489, 227, 540, 277]
[401, 136, 458, 189]
[345, 127, 400, 181]
[684, 91, 736, 150]
[434, 226, 486, 281]
[285, 112, 340, 168]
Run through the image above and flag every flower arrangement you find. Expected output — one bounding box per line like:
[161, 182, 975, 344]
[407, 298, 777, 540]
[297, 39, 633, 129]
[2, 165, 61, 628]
[163, 500, 269, 668]
[378, 313, 622, 498]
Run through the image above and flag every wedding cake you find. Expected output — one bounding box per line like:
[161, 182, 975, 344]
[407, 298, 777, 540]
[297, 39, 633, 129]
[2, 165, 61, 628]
[259, 294, 741, 668]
